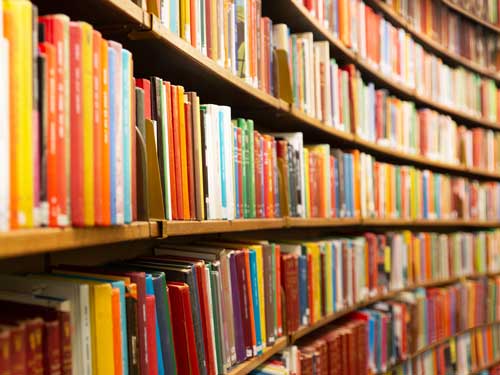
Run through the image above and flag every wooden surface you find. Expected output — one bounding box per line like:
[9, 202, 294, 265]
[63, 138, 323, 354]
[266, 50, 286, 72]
[442, 0, 500, 34]
[1, 218, 499, 259]
[227, 336, 288, 375]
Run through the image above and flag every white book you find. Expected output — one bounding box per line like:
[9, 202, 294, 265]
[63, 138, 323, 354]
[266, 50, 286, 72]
[221, 107, 234, 220]
[160, 85, 171, 219]
[313, 44, 321, 121]
[203, 105, 217, 219]
[109, 41, 124, 224]
[0, 37, 9, 231]
[330, 60, 340, 129]
[0, 274, 91, 375]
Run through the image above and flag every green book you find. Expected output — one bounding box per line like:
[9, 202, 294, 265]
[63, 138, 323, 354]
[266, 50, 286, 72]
[209, 264, 224, 373]
[237, 119, 249, 218]
[247, 119, 256, 218]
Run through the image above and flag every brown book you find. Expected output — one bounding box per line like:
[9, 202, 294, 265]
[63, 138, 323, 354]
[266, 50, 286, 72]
[188, 92, 204, 220]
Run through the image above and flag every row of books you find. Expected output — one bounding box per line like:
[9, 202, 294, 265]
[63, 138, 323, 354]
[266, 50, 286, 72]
[394, 324, 500, 375]
[278, 231, 500, 335]
[150, 0, 274, 95]
[252, 291, 500, 375]
[303, 148, 500, 221]
[279, 20, 500, 127]
[446, 0, 500, 26]
[287, 0, 500, 122]
[0, 230, 497, 375]
[381, 0, 500, 71]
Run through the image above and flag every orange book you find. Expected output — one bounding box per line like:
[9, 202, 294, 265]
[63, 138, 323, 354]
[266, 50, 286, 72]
[425, 236, 431, 280]
[264, 136, 274, 218]
[486, 328, 494, 363]
[338, 0, 350, 47]
[177, 86, 190, 219]
[100, 39, 111, 225]
[111, 288, 123, 375]
[164, 81, 178, 219]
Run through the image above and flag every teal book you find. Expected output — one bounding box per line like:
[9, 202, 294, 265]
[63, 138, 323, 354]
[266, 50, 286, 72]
[249, 250, 263, 354]
[247, 119, 256, 218]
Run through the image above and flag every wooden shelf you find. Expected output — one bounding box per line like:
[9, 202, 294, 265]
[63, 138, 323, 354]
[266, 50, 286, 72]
[442, 0, 500, 34]
[473, 358, 500, 373]
[163, 218, 286, 236]
[365, 0, 500, 82]
[263, 0, 500, 132]
[227, 336, 288, 375]
[0, 221, 158, 259]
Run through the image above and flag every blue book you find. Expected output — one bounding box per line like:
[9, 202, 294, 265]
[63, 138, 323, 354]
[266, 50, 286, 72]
[298, 255, 308, 326]
[218, 110, 227, 216]
[108, 47, 117, 224]
[169, 0, 179, 35]
[367, 315, 375, 370]
[122, 49, 132, 224]
[332, 0, 339, 35]
[145, 275, 165, 375]
[234, 126, 240, 219]
[422, 172, 428, 219]
[249, 250, 262, 354]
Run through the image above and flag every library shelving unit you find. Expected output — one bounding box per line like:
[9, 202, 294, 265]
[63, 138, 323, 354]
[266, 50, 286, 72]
[3, 0, 500, 373]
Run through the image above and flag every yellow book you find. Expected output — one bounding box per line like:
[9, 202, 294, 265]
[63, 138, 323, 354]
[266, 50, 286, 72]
[177, 88, 190, 219]
[403, 231, 413, 283]
[413, 236, 421, 283]
[180, 0, 190, 43]
[303, 148, 310, 217]
[252, 245, 267, 347]
[324, 242, 333, 314]
[4, 0, 33, 228]
[80, 22, 95, 225]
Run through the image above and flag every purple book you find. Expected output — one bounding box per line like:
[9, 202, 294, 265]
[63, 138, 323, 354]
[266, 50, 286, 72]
[229, 251, 246, 362]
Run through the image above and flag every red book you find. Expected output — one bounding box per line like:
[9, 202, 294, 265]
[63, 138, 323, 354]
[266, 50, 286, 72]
[69, 23, 84, 227]
[190, 0, 196, 48]
[168, 282, 200, 375]
[184, 100, 196, 220]
[7, 323, 27, 375]
[0, 329, 10, 375]
[164, 81, 178, 219]
[145, 295, 159, 375]
[280, 253, 299, 333]
[92, 31, 104, 225]
[205, 0, 213, 59]
[38, 42, 57, 229]
[307, 253, 314, 322]
[275, 244, 283, 336]
[136, 79, 152, 120]
[170, 86, 184, 218]
[39, 16, 70, 228]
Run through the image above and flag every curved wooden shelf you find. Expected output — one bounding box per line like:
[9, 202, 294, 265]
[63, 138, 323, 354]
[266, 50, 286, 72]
[227, 336, 288, 375]
[442, 0, 500, 34]
[365, 0, 500, 82]
[263, 0, 500, 132]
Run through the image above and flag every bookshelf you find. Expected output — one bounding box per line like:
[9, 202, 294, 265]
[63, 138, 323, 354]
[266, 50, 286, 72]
[2, 0, 500, 374]
[33, 0, 500, 183]
[365, 0, 500, 81]
[441, 0, 500, 33]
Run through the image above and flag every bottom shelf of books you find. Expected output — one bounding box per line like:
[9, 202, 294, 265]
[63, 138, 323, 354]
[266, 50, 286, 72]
[0, 229, 499, 374]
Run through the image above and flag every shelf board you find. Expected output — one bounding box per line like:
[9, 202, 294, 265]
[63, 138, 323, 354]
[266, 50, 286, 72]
[0, 221, 157, 259]
[365, 0, 500, 82]
[473, 358, 500, 373]
[163, 218, 286, 236]
[263, 0, 500, 132]
[286, 217, 361, 228]
[227, 336, 288, 375]
[442, 0, 500, 34]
